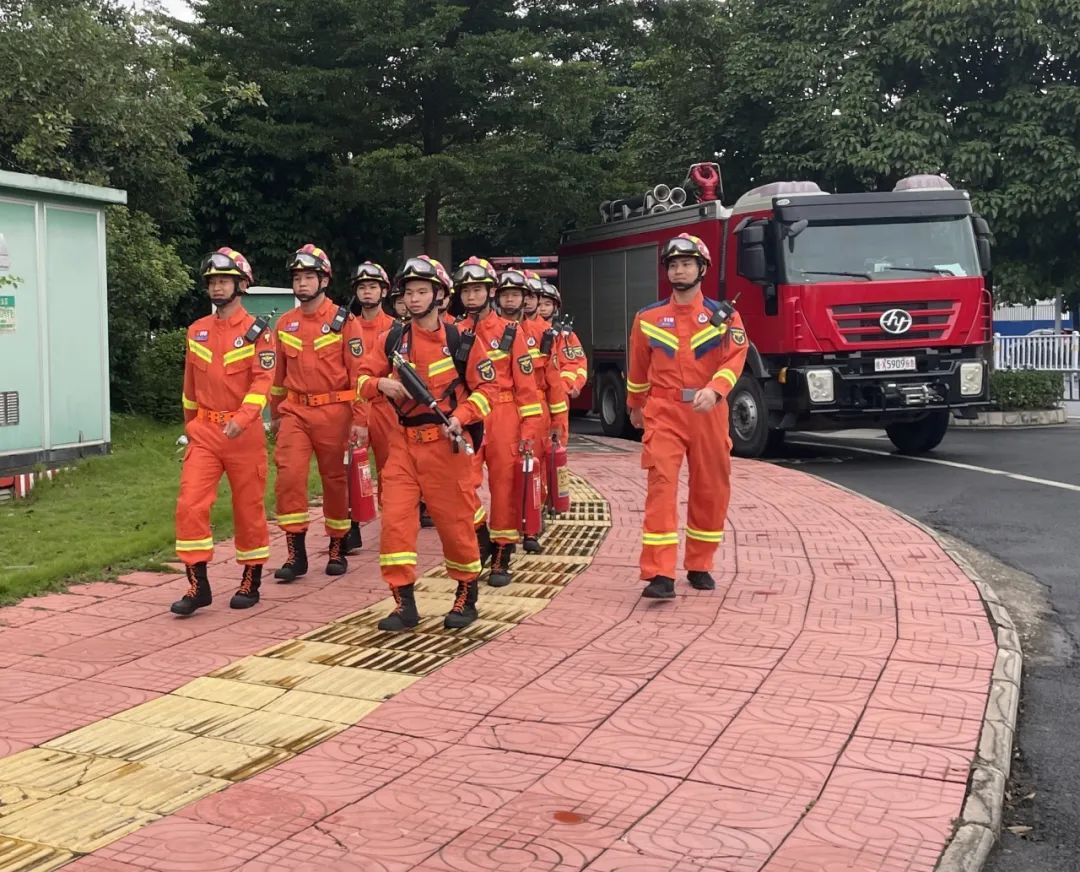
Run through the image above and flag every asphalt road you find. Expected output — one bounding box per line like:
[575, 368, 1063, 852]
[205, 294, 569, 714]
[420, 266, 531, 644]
[572, 415, 1080, 871]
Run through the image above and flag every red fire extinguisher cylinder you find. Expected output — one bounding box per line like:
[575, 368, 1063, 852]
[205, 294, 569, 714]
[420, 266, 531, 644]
[347, 446, 378, 523]
[514, 446, 543, 537]
[548, 435, 570, 514]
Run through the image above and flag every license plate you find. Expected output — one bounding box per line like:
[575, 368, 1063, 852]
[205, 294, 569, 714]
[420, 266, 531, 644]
[874, 356, 917, 372]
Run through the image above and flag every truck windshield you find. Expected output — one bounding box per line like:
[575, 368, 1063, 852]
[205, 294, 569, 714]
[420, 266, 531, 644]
[781, 215, 980, 284]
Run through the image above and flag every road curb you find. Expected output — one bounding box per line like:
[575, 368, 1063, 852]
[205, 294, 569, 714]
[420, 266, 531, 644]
[815, 479, 1021, 872]
[925, 531, 1021, 872]
[952, 408, 1067, 427]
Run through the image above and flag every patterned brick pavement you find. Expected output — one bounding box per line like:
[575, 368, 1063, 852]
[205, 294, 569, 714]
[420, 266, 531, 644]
[0, 437, 997, 871]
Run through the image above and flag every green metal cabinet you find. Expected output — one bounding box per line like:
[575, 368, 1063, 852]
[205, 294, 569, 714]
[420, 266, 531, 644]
[0, 171, 125, 473]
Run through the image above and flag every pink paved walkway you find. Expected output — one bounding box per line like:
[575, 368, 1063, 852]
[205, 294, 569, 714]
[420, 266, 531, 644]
[0, 437, 997, 871]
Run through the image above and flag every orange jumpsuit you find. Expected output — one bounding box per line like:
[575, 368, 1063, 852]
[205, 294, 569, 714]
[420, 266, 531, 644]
[347, 307, 402, 506]
[462, 310, 544, 544]
[626, 292, 749, 580]
[177, 307, 275, 566]
[558, 329, 589, 395]
[354, 320, 500, 588]
[270, 297, 354, 539]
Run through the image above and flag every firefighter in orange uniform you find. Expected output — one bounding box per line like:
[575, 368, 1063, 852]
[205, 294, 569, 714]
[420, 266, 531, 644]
[353, 256, 500, 630]
[454, 257, 544, 586]
[521, 272, 569, 550]
[627, 233, 748, 598]
[270, 244, 354, 581]
[172, 248, 275, 616]
[342, 261, 399, 553]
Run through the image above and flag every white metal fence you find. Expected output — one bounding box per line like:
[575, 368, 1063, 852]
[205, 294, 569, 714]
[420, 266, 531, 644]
[993, 334, 1080, 402]
[993, 333, 1080, 371]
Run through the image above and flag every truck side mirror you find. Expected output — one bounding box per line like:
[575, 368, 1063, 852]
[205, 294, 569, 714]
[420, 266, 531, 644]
[972, 215, 992, 274]
[736, 220, 769, 284]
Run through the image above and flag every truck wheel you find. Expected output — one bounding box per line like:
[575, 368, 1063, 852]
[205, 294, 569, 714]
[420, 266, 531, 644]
[728, 375, 768, 458]
[885, 409, 950, 455]
[598, 371, 635, 438]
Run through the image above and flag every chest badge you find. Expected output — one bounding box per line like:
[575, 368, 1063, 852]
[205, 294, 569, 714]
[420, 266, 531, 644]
[234, 336, 244, 348]
[490, 339, 499, 349]
[194, 330, 209, 341]
[527, 337, 536, 347]
[697, 313, 708, 324]
[321, 324, 331, 334]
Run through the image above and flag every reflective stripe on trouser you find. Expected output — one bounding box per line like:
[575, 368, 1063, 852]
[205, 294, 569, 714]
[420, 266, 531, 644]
[175, 418, 269, 566]
[275, 403, 351, 537]
[366, 399, 402, 509]
[379, 436, 482, 588]
[472, 403, 522, 544]
[639, 398, 732, 580]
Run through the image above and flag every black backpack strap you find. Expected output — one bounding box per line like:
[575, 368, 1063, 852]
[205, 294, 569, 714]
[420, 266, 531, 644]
[444, 322, 470, 385]
[384, 321, 406, 358]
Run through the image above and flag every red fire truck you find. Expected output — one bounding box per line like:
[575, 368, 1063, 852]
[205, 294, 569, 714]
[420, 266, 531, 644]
[557, 169, 994, 456]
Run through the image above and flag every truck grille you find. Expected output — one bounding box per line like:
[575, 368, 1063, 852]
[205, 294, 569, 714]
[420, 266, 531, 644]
[830, 300, 958, 344]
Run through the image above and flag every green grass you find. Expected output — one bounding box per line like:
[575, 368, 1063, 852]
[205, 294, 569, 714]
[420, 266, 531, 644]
[0, 414, 324, 604]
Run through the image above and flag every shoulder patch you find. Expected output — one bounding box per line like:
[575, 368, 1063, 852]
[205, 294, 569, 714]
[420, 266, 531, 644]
[518, 354, 534, 376]
[259, 350, 276, 370]
[730, 327, 747, 346]
[348, 338, 364, 357]
[476, 358, 496, 382]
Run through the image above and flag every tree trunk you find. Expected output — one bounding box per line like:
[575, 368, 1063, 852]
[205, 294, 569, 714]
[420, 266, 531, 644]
[423, 187, 439, 257]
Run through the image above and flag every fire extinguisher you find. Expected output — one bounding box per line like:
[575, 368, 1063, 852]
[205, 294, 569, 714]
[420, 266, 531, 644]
[347, 446, 377, 523]
[514, 443, 543, 537]
[548, 434, 570, 514]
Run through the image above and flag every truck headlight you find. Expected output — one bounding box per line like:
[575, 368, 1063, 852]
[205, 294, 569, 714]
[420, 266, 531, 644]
[960, 362, 983, 396]
[806, 369, 835, 403]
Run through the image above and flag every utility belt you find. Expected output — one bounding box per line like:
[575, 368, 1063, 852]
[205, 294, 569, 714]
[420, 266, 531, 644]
[400, 412, 485, 452]
[647, 387, 703, 403]
[287, 388, 354, 407]
[404, 424, 446, 445]
[196, 408, 237, 425]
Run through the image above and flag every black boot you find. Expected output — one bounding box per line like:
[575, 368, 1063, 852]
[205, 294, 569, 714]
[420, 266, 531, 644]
[687, 570, 716, 591]
[229, 565, 262, 609]
[641, 576, 676, 599]
[326, 536, 348, 576]
[378, 584, 420, 631]
[171, 563, 212, 616]
[444, 579, 479, 629]
[522, 535, 543, 554]
[476, 524, 493, 566]
[419, 502, 434, 529]
[488, 543, 513, 588]
[274, 531, 308, 583]
[343, 521, 363, 555]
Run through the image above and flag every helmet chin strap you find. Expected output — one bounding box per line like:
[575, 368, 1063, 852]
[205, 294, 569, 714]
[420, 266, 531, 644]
[360, 298, 382, 310]
[671, 262, 705, 292]
[210, 277, 243, 304]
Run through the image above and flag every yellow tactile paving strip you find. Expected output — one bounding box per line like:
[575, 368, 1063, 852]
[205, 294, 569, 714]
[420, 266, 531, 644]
[0, 473, 608, 870]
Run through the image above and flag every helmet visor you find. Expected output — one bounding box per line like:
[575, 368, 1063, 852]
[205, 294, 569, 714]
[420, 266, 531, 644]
[664, 237, 706, 261]
[400, 257, 438, 281]
[353, 263, 387, 285]
[454, 263, 494, 286]
[202, 252, 242, 276]
[287, 252, 324, 272]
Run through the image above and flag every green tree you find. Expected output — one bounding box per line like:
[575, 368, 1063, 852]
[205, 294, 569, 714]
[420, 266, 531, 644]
[105, 207, 191, 409]
[0, 0, 204, 236]
[182, 0, 646, 275]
